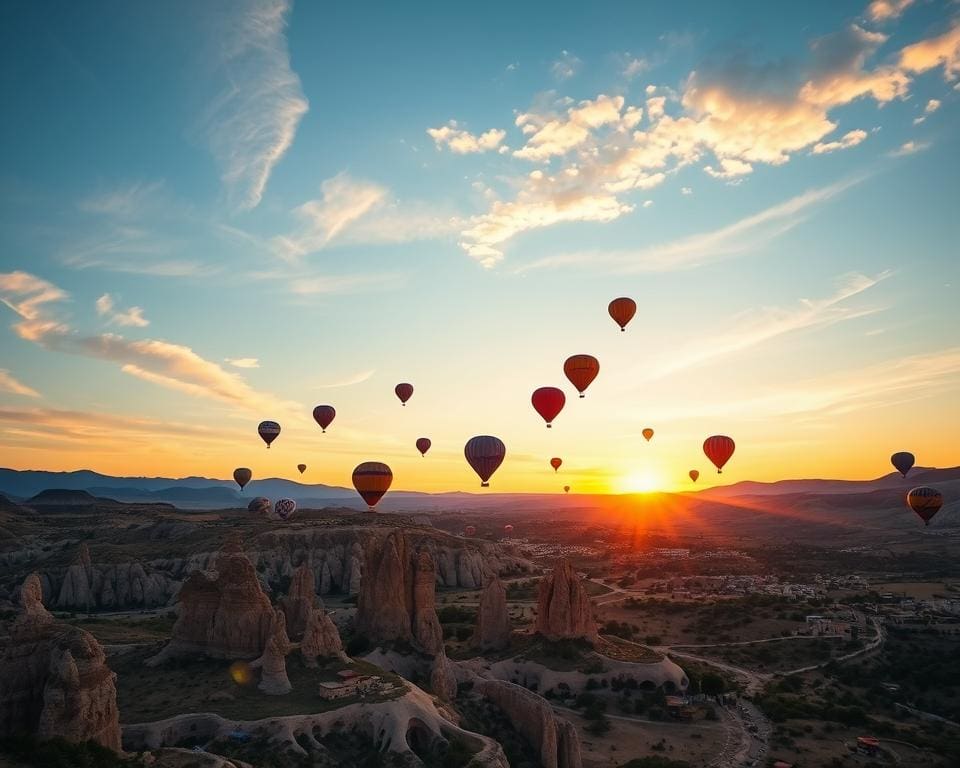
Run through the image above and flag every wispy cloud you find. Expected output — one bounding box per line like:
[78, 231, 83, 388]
[202, 0, 308, 210]
[622, 56, 650, 79]
[78, 181, 166, 217]
[287, 272, 402, 295]
[96, 293, 149, 327]
[551, 50, 581, 81]
[0, 370, 40, 398]
[226, 357, 260, 369]
[427, 121, 506, 154]
[889, 140, 930, 157]
[866, 0, 915, 23]
[811, 129, 868, 154]
[315, 369, 375, 388]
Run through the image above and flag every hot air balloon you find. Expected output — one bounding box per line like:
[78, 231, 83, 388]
[464, 435, 506, 488]
[297, 463, 307, 475]
[532, 387, 565, 428]
[258, 420, 281, 448]
[608, 297, 637, 332]
[233, 467, 252, 490]
[465, 525, 477, 537]
[550, 457, 563, 472]
[703, 435, 735, 474]
[642, 428, 654, 442]
[416, 438, 432, 457]
[352, 462, 393, 511]
[689, 470, 700, 483]
[563, 355, 600, 398]
[891, 451, 915, 478]
[312, 405, 336, 433]
[504, 524, 514, 534]
[247, 496, 271, 515]
[395, 383, 414, 406]
[563, 485, 570, 493]
[906, 486, 943, 526]
[274, 498, 297, 521]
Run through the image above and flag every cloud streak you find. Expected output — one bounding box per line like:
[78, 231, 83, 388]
[0, 370, 40, 398]
[96, 293, 150, 328]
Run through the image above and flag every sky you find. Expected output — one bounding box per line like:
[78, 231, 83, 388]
[1, 0, 958, 495]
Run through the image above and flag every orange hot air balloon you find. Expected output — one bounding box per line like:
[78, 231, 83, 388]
[689, 469, 700, 483]
[352, 462, 393, 511]
[257, 420, 280, 448]
[395, 383, 414, 406]
[608, 297, 637, 332]
[563, 354, 600, 398]
[504, 524, 514, 534]
[416, 437, 432, 457]
[642, 428, 654, 442]
[563, 485, 570, 493]
[464, 435, 506, 487]
[312, 405, 336, 433]
[532, 387, 566, 428]
[550, 457, 563, 472]
[297, 463, 307, 475]
[465, 525, 477, 537]
[906, 486, 943, 526]
[703, 435, 735, 473]
[233, 467, 252, 491]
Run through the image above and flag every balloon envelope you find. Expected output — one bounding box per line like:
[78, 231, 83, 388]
[550, 457, 562, 472]
[312, 405, 336, 433]
[563, 355, 600, 398]
[689, 470, 700, 483]
[247, 496, 271, 515]
[563, 485, 570, 493]
[233, 467, 252, 490]
[416, 437, 432, 456]
[258, 420, 281, 448]
[907, 486, 943, 526]
[531, 387, 566, 427]
[891, 451, 915, 478]
[464, 435, 506, 487]
[504, 524, 514, 534]
[352, 461, 393, 510]
[642, 428, 654, 442]
[608, 297, 637, 331]
[465, 525, 476, 537]
[395, 383, 414, 405]
[703, 435, 736, 473]
[274, 498, 297, 521]
[297, 463, 306, 475]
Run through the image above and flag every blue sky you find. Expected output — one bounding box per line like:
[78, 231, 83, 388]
[1, 0, 958, 492]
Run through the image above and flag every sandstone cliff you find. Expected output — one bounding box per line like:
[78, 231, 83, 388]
[474, 574, 511, 650]
[251, 609, 292, 695]
[535, 559, 597, 643]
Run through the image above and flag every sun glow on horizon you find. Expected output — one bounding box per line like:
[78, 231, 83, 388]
[618, 469, 664, 494]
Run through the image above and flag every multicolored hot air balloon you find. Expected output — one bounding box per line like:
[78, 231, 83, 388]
[642, 428, 654, 442]
[416, 437, 432, 457]
[689, 470, 700, 483]
[465, 525, 477, 537]
[352, 462, 393, 511]
[297, 463, 307, 475]
[703, 435, 736, 474]
[891, 451, 915, 478]
[312, 405, 336, 433]
[233, 467, 252, 490]
[563, 355, 600, 398]
[563, 485, 570, 493]
[532, 387, 565, 428]
[550, 457, 563, 472]
[608, 297, 637, 332]
[504, 524, 514, 534]
[464, 435, 506, 488]
[247, 496, 271, 515]
[906, 486, 943, 526]
[395, 383, 414, 406]
[274, 498, 297, 521]
[258, 421, 281, 448]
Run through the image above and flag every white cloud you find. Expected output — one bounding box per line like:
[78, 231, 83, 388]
[811, 128, 868, 154]
[681, 187, 693, 195]
[889, 140, 930, 156]
[287, 272, 401, 295]
[551, 50, 581, 80]
[0, 370, 40, 398]
[96, 293, 150, 327]
[866, 0, 915, 23]
[427, 121, 506, 154]
[642, 200, 653, 208]
[514, 94, 636, 162]
[202, 0, 308, 210]
[623, 56, 650, 79]
[925, 98, 941, 113]
[226, 357, 260, 368]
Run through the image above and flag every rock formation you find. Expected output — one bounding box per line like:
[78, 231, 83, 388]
[149, 537, 278, 664]
[534, 559, 597, 643]
[474, 574, 511, 650]
[300, 605, 347, 666]
[0, 574, 121, 750]
[251, 609, 292, 695]
[280, 563, 316, 639]
[478, 679, 582, 768]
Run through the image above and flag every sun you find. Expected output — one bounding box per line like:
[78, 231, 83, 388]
[619, 470, 662, 494]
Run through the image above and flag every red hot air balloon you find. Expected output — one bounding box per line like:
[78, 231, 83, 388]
[504, 524, 514, 534]
[891, 451, 915, 478]
[297, 463, 307, 475]
[563, 485, 570, 493]
[689, 469, 700, 483]
[233, 467, 252, 490]
[395, 383, 414, 406]
[258, 420, 281, 448]
[464, 435, 506, 488]
[608, 297, 637, 332]
[312, 405, 336, 433]
[703, 435, 735, 473]
[550, 457, 562, 472]
[563, 355, 600, 398]
[416, 438, 432, 457]
[532, 387, 565, 428]
[642, 428, 654, 442]
[907, 486, 943, 526]
[465, 525, 477, 537]
[352, 462, 393, 511]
